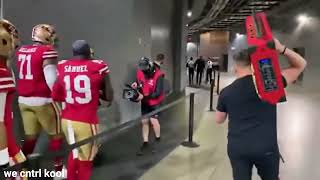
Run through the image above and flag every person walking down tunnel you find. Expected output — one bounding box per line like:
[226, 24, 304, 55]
[131, 57, 165, 156]
[154, 53, 165, 69]
[195, 56, 206, 86]
[52, 40, 114, 180]
[16, 24, 64, 171]
[206, 59, 213, 84]
[215, 38, 307, 180]
[186, 57, 195, 85]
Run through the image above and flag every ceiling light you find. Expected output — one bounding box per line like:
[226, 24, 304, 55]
[187, 10, 192, 18]
[297, 14, 310, 24]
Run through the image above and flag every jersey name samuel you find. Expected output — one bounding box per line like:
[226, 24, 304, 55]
[64, 65, 88, 73]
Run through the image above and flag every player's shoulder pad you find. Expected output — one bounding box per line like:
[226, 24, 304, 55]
[91, 59, 105, 64]
[0, 68, 8, 73]
[91, 59, 109, 75]
[43, 44, 55, 49]
[58, 60, 68, 65]
[37, 44, 55, 52]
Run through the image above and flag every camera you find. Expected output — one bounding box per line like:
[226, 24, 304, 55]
[123, 84, 141, 102]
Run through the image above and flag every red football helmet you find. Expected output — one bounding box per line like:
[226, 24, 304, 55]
[32, 24, 57, 45]
[0, 19, 19, 58]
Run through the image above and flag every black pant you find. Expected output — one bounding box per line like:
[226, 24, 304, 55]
[206, 68, 213, 83]
[196, 69, 204, 86]
[228, 151, 280, 180]
[188, 68, 194, 85]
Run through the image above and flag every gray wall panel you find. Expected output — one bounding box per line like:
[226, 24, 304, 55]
[268, 0, 320, 91]
[5, 0, 186, 127]
[151, 0, 174, 87]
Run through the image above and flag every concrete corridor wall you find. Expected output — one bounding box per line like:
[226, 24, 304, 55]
[5, 0, 187, 126]
[269, 0, 320, 91]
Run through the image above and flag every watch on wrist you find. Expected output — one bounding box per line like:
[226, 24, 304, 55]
[281, 46, 287, 55]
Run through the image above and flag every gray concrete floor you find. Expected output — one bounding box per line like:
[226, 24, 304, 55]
[90, 88, 211, 180]
[140, 73, 320, 180]
[277, 84, 320, 180]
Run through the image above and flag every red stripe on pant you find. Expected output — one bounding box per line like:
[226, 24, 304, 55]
[49, 138, 63, 171]
[78, 160, 93, 180]
[67, 153, 79, 180]
[5, 115, 24, 163]
[4, 93, 24, 162]
[22, 139, 37, 156]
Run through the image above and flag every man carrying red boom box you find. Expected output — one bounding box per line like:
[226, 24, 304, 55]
[215, 13, 307, 180]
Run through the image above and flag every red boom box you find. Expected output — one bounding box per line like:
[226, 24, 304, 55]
[246, 12, 286, 105]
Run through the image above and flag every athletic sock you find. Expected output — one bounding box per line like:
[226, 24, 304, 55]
[49, 138, 63, 171]
[22, 139, 37, 156]
[7, 139, 21, 159]
[0, 148, 9, 166]
[67, 153, 78, 180]
[9, 150, 26, 165]
[5, 121, 26, 164]
[78, 160, 93, 180]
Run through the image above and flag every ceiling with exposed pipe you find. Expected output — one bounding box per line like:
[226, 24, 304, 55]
[187, 0, 312, 34]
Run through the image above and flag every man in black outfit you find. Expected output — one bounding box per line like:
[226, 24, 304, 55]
[215, 38, 307, 180]
[195, 56, 206, 86]
[154, 53, 165, 69]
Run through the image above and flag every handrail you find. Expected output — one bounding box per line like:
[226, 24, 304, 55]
[4, 93, 197, 172]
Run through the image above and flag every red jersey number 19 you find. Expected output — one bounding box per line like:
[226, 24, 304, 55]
[64, 75, 92, 104]
[18, 54, 34, 80]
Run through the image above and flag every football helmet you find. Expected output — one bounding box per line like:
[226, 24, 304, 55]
[0, 19, 19, 58]
[32, 24, 57, 45]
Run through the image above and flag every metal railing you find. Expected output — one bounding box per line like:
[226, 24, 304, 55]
[3, 92, 201, 175]
[209, 70, 221, 111]
[3, 73, 223, 177]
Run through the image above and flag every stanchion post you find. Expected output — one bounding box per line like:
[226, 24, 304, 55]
[27, 153, 41, 180]
[181, 93, 199, 148]
[213, 70, 216, 87]
[189, 93, 194, 142]
[217, 71, 220, 95]
[0, 0, 4, 19]
[209, 81, 215, 111]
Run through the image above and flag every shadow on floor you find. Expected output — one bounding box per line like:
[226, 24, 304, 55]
[92, 100, 189, 180]
[21, 90, 209, 180]
[91, 91, 209, 180]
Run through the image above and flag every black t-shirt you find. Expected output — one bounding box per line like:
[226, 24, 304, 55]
[217, 75, 287, 155]
[195, 59, 206, 71]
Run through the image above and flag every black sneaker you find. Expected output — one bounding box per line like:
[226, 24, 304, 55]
[136, 143, 149, 156]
